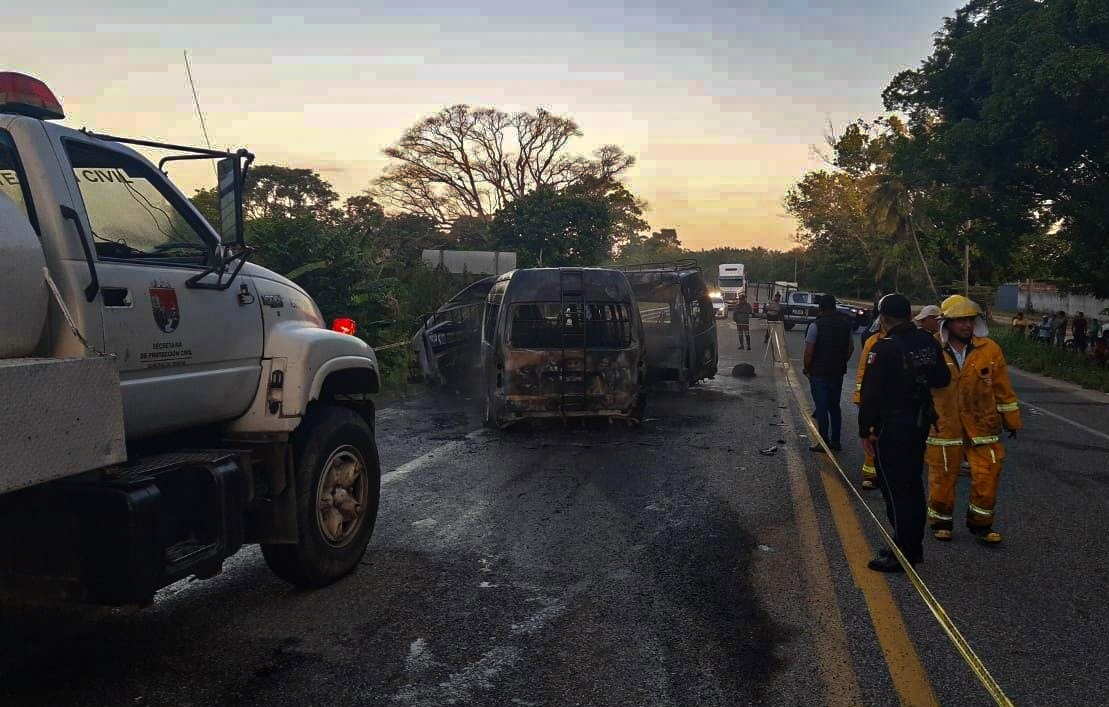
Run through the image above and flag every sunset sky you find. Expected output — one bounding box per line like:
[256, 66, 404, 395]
[4, 1, 957, 250]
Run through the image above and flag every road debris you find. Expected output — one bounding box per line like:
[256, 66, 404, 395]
[732, 363, 756, 377]
[758, 445, 778, 456]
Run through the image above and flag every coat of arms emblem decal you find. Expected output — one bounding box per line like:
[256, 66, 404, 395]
[150, 287, 181, 333]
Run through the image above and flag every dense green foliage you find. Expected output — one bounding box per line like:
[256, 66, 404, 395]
[784, 0, 1109, 300]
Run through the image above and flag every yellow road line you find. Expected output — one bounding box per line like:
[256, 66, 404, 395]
[778, 430, 865, 707]
[777, 366, 939, 707]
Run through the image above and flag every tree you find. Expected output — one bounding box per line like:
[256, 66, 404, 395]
[883, 0, 1109, 295]
[447, 215, 494, 249]
[567, 174, 649, 252]
[614, 228, 684, 265]
[371, 105, 636, 226]
[489, 187, 615, 267]
[244, 165, 340, 222]
[191, 164, 342, 227]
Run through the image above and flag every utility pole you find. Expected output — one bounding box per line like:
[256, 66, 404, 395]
[964, 241, 970, 296]
[963, 220, 972, 296]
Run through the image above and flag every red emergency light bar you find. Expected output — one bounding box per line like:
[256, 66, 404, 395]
[0, 72, 65, 120]
[331, 318, 357, 336]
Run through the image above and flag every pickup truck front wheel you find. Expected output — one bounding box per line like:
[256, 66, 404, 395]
[262, 406, 380, 587]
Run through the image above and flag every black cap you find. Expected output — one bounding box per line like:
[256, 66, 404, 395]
[878, 293, 912, 318]
[817, 294, 836, 310]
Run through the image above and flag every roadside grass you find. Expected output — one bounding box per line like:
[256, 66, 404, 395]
[992, 326, 1109, 393]
[375, 346, 424, 401]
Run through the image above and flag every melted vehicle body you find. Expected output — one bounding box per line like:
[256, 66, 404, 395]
[410, 276, 496, 389]
[618, 261, 718, 386]
[481, 268, 647, 427]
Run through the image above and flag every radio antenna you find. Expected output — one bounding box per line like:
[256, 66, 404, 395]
[183, 50, 214, 152]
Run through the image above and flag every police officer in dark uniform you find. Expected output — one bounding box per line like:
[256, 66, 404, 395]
[858, 294, 951, 573]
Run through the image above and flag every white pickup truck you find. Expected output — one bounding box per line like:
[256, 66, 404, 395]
[0, 71, 382, 606]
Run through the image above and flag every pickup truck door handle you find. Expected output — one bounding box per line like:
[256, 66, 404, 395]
[60, 205, 99, 302]
[101, 287, 131, 308]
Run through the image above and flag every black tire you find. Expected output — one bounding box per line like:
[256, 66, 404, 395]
[632, 391, 648, 421]
[262, 406, 380, 588]
[483, 390, 500, 429]
[783, 321, 795, 331]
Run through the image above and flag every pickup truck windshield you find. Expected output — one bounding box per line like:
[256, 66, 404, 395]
[66, 141, 210, 261]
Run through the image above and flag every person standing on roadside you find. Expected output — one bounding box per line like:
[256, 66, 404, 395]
[1038, 314, 1053, 344]
[803, 295, 854, 453]
[853, 317, 887, 489]
[764, 292, 783, 344]
[1055, 311, 1068, 348]
[858, 294, 951, 573]
[732, 293, 753, 350]
[926, 295, 1021, 545]
[1011, 312, 1029, 338]
[1073, 312, 1088, 353]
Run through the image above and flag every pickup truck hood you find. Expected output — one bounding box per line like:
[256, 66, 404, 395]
[240, 262, 325, 327]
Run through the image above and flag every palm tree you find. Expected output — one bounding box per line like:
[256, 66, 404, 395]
[863, 146, 939, 298]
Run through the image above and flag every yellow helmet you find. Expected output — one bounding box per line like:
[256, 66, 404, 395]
[940, 294, 981, 320]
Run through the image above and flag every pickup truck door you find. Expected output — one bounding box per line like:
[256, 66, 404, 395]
[788, 292, 812, 320]
[45, 126, 264, 439]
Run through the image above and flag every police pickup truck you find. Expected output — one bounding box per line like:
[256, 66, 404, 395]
[782, 291, 867, 331]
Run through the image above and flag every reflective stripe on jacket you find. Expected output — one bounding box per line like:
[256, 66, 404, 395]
[853, 327, 885, 405]
[927, 336, 1022, 446]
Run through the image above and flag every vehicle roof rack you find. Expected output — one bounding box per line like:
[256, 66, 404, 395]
[613, 259, 701, 274]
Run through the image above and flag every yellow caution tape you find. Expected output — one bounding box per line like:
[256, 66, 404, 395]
[771, 325, 1016, 707]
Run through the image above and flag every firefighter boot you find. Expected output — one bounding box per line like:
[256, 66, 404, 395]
[861, 451, 877, 490]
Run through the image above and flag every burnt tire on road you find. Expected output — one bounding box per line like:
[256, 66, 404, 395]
[262, 405, 380, 588]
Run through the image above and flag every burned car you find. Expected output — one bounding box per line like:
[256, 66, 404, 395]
[617, 260, 718, 386]
[480, 268, 647, 427]
[410, 276, 496, 388]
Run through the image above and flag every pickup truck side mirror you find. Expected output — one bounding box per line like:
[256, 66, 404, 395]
[216, 155, 245, 248]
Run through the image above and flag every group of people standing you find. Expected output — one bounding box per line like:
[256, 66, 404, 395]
[799, 293, 1020, 574]
[1013, 310, 1108, 366]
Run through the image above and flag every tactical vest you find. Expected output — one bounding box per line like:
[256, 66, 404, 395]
[809, 314, 853, 376]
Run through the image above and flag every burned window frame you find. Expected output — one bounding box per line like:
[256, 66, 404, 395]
[508, 301, 633, 350]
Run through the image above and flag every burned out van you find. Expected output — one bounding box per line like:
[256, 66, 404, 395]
[480, 268, 647, 427]
[618, 260, 718, 385]
[410, 276, 496, 388]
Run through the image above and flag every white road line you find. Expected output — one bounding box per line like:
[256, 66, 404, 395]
[381, 429, 488, 486]
[1022, 402, 1109, 444]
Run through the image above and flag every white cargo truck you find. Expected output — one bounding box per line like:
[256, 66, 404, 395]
[0, 71, 383, 605]
[717, 263, 746, 308]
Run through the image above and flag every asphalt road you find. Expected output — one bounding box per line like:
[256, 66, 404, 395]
[2, 319, 1108, 706]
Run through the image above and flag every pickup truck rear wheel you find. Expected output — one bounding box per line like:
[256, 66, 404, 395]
[262, 406, 380, 588]
[783, 321, 795, 331]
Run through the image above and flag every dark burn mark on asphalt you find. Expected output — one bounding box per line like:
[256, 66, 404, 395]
[641, 504, 790, 702]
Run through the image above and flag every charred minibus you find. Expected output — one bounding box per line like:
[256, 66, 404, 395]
[619, 261, 718, 386]
[481, 268, 647, 427]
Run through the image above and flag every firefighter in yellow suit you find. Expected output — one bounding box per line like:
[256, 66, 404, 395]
[927, 295, 1022, 544]
[853, 320, 885, 489]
